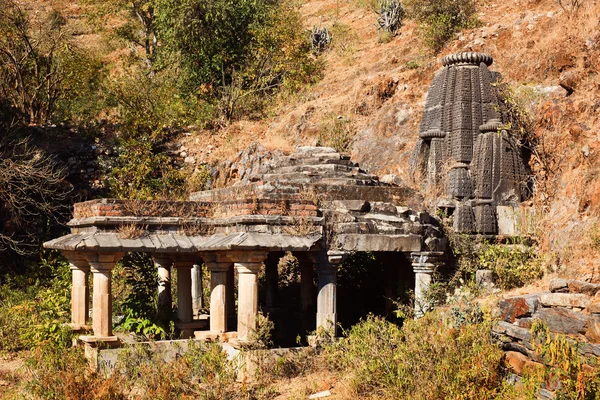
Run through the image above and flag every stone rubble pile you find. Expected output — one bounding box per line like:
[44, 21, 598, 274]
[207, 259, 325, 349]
[494, 279, 600, 397]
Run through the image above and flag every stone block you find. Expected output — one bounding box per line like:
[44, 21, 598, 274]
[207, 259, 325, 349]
[476, 269, 494, 288]
[494, 321, 532, 343]
[533, 307, 588, 335]
[499, 294, 539, 322]
[505, 351, 543, 376]
[549, 279, 569, 293]
[497, 205, 536, 236]
[585, 315, 600, 343]
[568, 280, 600, 296]
[588, 299, 600, 315]
[539, 293, 592, 309]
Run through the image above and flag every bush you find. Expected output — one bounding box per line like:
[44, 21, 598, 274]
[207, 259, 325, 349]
[326, 311, 507, 399]
[0, 251, 73, 352]
[478, 243, 543, 290]
[404, 0, 477, 52]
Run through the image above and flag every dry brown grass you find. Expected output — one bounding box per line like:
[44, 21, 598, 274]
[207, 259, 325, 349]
[116, 223, 148, 239]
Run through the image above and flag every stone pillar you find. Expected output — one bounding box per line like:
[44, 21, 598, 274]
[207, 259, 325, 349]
[205, 254, 231, 333]
[231, 251, 268, 342]
[411, 252, 444, 318]
[63, 251, 90, 327]
[154, 255, 173, 321]
[85, 253, 123, 340]
[316, 251, 347, 335]
[174, 260, 194, 324]
[191, 264, 203, 318]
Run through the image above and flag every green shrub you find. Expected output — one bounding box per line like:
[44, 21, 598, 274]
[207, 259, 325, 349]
[478, 243, 543, 290]
[0, 251, 73, 352]
[404, 0, 477, 52]
[326, 311, 506, 399]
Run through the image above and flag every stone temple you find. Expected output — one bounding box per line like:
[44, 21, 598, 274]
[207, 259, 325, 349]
[410, 52, 529, 234]
[44, 52, 528, 350]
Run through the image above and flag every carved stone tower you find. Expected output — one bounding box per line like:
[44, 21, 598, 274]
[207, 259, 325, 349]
[410, 52, 528, 234]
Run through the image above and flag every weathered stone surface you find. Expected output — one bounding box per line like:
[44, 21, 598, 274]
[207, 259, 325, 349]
[505, 351, 543, 375]
[476, 269, 494, 287]
[494, 321, 532, 343]
[499, 294, 539, 322]
[588, 299, 600, 314]
[533, 307, 588, 335]
[549, 278, 569, 293]
[539, 293, 592, 309]
[585, 315, 600, 343]
[568, 280, 600, 296]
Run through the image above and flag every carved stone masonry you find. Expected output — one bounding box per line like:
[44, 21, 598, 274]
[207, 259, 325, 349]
[410, 52, 529, 235]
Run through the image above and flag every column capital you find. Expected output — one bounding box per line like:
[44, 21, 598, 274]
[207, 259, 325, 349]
[227, 250, 269, 264]
[205, 252, 232, 272]
[234, 262, 263, 274]
[62, 251, 89, 270]
[85, 252, 123, 272]
[313, 250, 348, 272]
[410, 251, 444, 273]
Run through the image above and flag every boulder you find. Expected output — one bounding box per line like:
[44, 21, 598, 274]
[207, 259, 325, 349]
[499, 294, 539, 322]
[505, 351, 543, 375]
[539, 293, 592, 308]
[585, 316, 600, 343]
[568, 280, 600, 296]
[549, 278, 569, 293]
[533, 307, 588, 335]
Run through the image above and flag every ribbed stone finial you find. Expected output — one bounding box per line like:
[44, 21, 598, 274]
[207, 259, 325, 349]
[441, 52, 493, 67]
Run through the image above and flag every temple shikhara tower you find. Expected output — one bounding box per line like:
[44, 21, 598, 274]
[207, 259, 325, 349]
[410, 52, 529, 235]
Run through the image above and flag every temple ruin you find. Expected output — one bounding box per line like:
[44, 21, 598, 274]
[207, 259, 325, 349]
[44, 51, 530, 351]
[45, 145, 446, 347]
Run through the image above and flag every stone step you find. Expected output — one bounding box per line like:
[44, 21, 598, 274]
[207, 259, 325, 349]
[276, 157, 356, 168]
[274, 163, 354, 174]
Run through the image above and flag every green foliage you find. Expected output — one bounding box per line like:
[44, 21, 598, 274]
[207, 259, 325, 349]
[245, 312, 275, 350]
[104, 131, 187, 200]
[376, 0, 406, 38]
[113, 253, 169, 339]
[0, 251, 73, 352]
[115, 340, 238, 399]
[478, 243, 543, 290]
[326, 311, 506, 399]
[154, 0, 319, 121]
[13, 345, 125, 400]
[404, 0, 477, 52]
[0, 0, 104, 125]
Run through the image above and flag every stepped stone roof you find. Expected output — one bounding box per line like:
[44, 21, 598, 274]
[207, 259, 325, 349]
[45, 146, 446, 255]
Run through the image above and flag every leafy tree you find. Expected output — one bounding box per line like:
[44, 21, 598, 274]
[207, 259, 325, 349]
[0, 0, 103, 125]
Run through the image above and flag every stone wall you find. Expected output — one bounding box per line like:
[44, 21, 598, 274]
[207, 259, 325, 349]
[494, 279, 600, 397]
[72, 198, 320, 220]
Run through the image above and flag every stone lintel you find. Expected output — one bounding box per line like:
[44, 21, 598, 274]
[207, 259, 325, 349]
[336, 234, 422, 252]
[78, 335, 120, 346]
